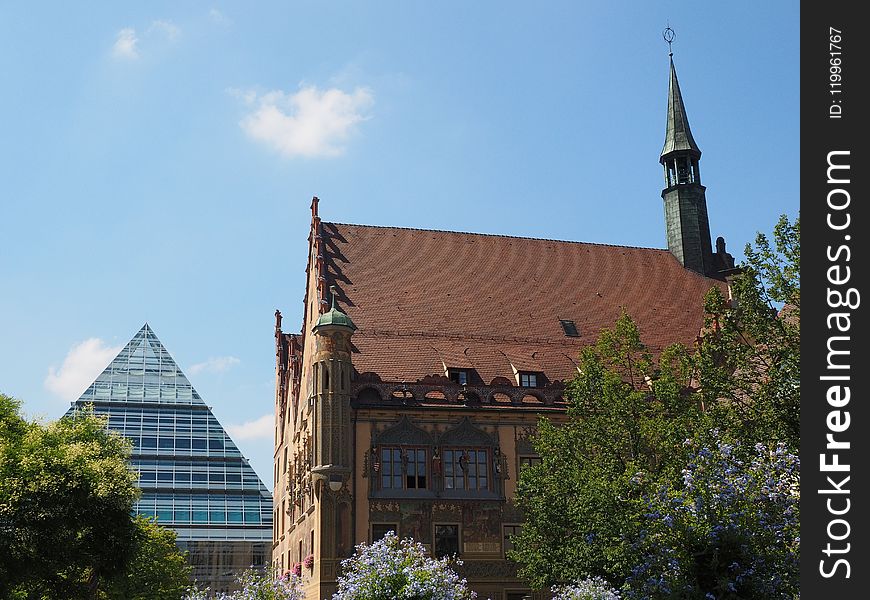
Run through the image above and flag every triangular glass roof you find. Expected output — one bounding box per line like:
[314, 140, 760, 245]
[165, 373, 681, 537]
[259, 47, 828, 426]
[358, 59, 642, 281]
[77, 323, 206, 405]
[67, 324, 273, 543]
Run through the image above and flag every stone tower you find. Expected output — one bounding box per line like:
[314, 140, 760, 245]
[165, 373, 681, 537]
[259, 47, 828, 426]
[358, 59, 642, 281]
[659, 51, 715, 276]
[310, 286, 356, 569]
[310, 287, 356, 487]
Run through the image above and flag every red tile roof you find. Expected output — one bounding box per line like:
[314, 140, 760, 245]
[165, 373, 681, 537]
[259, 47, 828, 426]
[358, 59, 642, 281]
[321, 222, 724, 385]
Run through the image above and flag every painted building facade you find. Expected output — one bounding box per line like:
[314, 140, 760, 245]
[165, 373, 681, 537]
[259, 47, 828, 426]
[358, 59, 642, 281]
[272, 53, 736, 599]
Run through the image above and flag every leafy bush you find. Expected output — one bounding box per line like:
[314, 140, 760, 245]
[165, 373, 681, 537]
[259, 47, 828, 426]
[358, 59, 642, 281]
[333, 531, 476, 600]
[625, 433, 799, 599]
[552, 576, 621, 600]
[184, 569, 304, 600]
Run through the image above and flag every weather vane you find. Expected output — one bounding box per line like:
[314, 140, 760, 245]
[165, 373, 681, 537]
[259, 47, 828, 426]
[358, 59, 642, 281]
[663, 25, 675, 56]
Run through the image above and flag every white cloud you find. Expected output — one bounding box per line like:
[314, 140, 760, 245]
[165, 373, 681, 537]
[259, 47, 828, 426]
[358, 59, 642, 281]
[238, 85, 374, 158]
[148, 19, 181, 40]
[188, 356, 241, 375]
[226, 414, 273, 441]
[110, 20, 179, 60]
[112, 27, 139, 59]
[45, 338, 123, 401]
[209, 8, 232, 26]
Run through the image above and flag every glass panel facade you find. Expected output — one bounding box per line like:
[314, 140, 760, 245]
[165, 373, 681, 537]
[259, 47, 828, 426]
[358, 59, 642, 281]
[66, 324, 272, 591]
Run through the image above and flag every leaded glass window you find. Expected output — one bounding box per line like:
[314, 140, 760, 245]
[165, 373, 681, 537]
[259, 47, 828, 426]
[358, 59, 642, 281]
[380, 447, 427, 490]
[443, 448, 489, 491]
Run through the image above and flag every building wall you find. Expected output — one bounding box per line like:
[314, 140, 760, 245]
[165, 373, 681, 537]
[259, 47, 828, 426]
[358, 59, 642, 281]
[271, 220, 570, 598]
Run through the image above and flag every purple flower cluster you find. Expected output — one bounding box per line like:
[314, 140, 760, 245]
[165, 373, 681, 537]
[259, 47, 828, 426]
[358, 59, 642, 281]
[625, 432, 799, 599]
[183, 569, 305, 600]
[552, 576, 621, 600]
[333, 531, 477, 600]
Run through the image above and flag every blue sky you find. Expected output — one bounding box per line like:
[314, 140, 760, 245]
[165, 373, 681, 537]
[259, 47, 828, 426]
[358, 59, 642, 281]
[0, 2, 799, 484]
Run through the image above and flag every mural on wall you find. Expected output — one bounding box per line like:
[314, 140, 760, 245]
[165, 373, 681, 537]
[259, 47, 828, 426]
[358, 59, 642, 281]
[399, 501, 433, 545]
[461, 503, 502, 553]
[369, 501, 503, 554]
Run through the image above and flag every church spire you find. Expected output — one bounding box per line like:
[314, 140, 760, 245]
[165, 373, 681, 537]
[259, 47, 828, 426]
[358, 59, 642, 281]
[658, 27, 714, 276]
[661, 54, 701, 158]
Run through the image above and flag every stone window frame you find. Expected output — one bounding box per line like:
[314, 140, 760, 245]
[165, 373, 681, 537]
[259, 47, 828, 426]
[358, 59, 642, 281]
[433, 522, 462, 558]
[378, 446, 428, 491]
[370, 522, 398, 543]
[442, 447, 490, 492]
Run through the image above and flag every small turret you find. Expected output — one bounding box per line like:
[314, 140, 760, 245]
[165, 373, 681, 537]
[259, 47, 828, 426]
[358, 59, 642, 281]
[310, 286, 354, 487]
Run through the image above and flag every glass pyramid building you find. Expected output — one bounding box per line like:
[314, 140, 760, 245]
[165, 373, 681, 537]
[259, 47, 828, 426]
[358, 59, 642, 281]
[67, 324, 273, 593]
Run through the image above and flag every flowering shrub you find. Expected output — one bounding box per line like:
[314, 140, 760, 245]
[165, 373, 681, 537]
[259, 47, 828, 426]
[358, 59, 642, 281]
[552, 576, 621, 600]
[303, 554, 315, 569]
[624, 433, 799, 599]
[333, 530, 477, 600]
[183, 569, 304, 600]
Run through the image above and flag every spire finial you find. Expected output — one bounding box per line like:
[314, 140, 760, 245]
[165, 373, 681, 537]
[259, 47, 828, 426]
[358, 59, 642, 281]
[329, 285, 337, 310]
[663, 25, 675, 57]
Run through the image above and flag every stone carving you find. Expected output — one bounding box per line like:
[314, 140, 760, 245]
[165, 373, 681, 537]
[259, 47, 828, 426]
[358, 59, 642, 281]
[373, 416, 435, 447]
[439, 417, 497, 447]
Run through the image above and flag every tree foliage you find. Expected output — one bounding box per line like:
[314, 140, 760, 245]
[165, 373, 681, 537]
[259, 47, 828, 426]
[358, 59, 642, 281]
[697, 215, 800, 451]
[101, 516, 192, 600]
[626, 434, 799, 599]
[511, 215, 800, 599]
[509, 313, 704, 590]
[0, 394, 191, 599]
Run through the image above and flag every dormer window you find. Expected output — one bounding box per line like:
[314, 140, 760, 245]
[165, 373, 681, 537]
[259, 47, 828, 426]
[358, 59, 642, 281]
[448, 369, 469, 385]
[559, 319, 579, 337]
[519, 372, 540, 388]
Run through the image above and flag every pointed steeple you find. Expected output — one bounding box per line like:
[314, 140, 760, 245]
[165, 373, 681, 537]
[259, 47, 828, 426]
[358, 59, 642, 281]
[661, 56, 701, 158]
[658, 27, 714, 276]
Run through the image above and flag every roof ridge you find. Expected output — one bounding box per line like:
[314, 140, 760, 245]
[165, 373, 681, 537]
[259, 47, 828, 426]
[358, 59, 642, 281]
[322, 220, 669, 252]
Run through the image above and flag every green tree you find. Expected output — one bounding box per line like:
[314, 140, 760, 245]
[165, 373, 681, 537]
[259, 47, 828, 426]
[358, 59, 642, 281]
[509, 313, 705, 589]
[0, 395, 139, 598]
[697, 215, 800, 451]
[0, 394, 191, 599]
[101, 516, 192, 600]
[509, 216, 800, 597]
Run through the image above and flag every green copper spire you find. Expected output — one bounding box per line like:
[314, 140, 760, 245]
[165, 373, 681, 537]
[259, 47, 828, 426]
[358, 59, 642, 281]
[660, 36, 700, 159]
[314, 286, 357, 331]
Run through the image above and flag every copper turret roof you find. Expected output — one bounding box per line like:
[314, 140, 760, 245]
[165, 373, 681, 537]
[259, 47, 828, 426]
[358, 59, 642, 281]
[661, 56, 701, 159]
